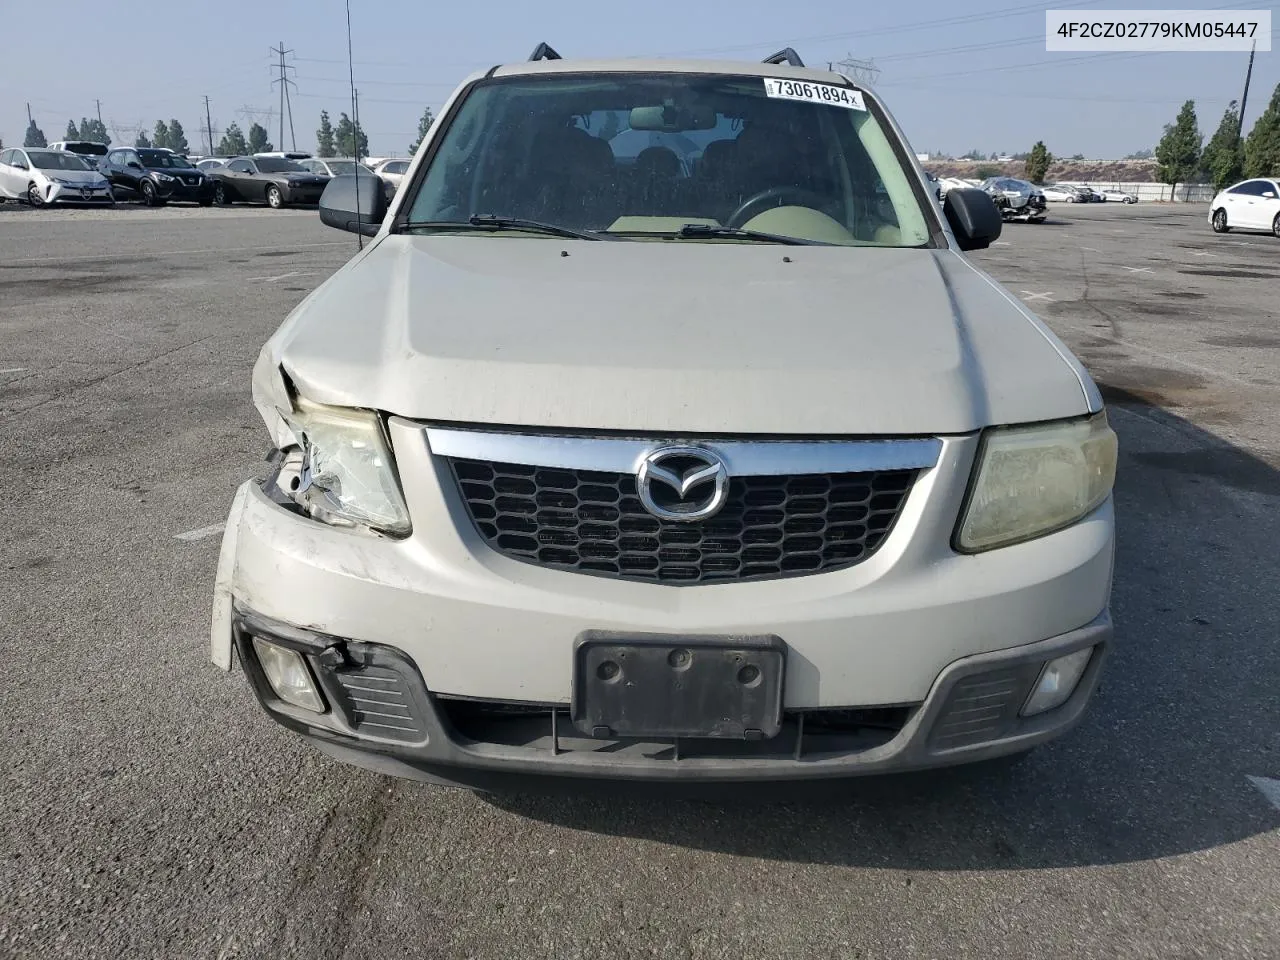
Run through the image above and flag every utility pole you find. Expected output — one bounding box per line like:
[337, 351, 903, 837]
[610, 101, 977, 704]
[95, 99, 103, 124]
[27, 102, 33, 124]
[203, 96, 215, 155]
[270, 42, 297, 151]
[1237, 40, 1256, 151]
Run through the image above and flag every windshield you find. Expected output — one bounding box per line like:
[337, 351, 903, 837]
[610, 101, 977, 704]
[407, 73, 934, 246]
[138, 150, 194, 169]
[29, 151, 92, 171]
[257, 158, 305, 173]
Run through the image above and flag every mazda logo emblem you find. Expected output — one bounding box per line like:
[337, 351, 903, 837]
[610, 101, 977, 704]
[636, 446, 729, 522]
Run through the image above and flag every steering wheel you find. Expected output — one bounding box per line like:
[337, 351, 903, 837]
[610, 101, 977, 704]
[725, 186, 832, 229]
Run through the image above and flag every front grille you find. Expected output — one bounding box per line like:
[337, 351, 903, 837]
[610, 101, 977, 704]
[447, 458, 916, 585]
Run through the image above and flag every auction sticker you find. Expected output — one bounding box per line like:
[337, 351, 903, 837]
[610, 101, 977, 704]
[763, 78, 865, 110]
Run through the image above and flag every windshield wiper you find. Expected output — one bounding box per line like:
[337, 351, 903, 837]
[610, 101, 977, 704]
[400, 215, 613, 241]
[603, 224, 829, 245]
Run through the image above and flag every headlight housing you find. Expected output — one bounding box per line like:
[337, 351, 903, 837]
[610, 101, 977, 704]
[281, 397, 411, 537]
[955, 412, 1117, 552]
[153, 172, 174, 182]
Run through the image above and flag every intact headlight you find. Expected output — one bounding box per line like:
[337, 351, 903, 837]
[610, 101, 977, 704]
[281, 397, 411, 537]
[955, 412, 1117, 553]
[153, 172, 174, 181]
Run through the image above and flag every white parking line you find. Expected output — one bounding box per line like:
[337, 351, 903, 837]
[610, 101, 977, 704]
[7, 241, 350, 266]
[175, 523, 226, 542]
[1248, 776, 1280, 812]
[247, 271, 311, 283]
[0, 367, 26, 374]
[1121, 266, 1153, 274]
[1020, 290, 1055, 303]
[1190, 252, 1218, 258]
[1080, 246, 1102, 253]
[992, 241, 1012, 247]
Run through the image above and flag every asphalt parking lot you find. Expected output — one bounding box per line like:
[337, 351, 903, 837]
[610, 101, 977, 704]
[1, 202, 1277, 960]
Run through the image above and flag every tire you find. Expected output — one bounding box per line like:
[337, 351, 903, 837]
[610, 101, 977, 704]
[27, 182, 44, 207]
[265, 184, 284, 209]
[1273, 213, 1280, 239]
[214, 183, 231, 206]
[1211, 208, 1229, 233]
[140, 180, 162, 207]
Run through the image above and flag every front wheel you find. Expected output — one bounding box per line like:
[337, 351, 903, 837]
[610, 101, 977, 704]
[1211, 208, 1229, 233]
[27, 182, 44, 207]
[265, 185, 284, 209]
[140, 180, 163, 207]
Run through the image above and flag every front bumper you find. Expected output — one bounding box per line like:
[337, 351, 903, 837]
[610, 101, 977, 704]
[233, 604, 1111, 786]
[153, 177, 216, 202]
[211, 420, 1115, 784]
[280, 182, 326, 204]
[46, 182, 114, 204]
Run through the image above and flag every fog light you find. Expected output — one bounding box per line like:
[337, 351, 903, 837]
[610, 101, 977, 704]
[252, 636, 325, 713]
[1022, 647, 1093, 717]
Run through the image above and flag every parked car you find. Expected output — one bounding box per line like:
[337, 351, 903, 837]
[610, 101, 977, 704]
[1075, 184, 1102, 202]
[299, 158, 369, 178]
[212, 47, 1116, 790]
[1209, 177, 1280, 237]
[197, 157, 231, 172]
[1100, 190, 1137, 204]
[371, 158, 412, 191]
[255, 151, 314, 161]
[1040, 185, 1078, 203]
[981, 177, 1048, 222]
[47, 140, 109, 169]
[99, 147, 216, 206]
[0, 147, 114, 206]
[208, 156, 330, 208]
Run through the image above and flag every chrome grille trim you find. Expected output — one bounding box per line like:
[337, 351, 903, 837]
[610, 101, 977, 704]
[425, 427, 941, 476]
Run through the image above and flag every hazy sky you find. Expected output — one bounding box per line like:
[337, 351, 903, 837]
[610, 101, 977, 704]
[2, 0, 1275, 159]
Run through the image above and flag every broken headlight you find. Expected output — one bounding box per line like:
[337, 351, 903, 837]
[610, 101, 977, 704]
[275, 397, 411, 537]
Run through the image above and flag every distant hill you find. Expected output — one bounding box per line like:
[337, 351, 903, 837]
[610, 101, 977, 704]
[925, 158, 1159, 183]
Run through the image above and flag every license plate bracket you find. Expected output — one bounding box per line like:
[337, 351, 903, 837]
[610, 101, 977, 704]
[572, 632, 785, 740]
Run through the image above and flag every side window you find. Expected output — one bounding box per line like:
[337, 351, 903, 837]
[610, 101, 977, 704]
[388, 161, 408, 174]
[1230, 181, 1260, 195]
[0, 150, 11, 165]
[227, 159, 252, 173]
[1260, 182, 1279, 198]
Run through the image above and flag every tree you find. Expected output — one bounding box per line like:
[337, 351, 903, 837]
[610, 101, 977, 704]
[407, 106, 435, 154]
[1124, 148, 1154, 160]
[1070, 153, 1085, 161]
[333, 112, 368, 159]
[974, 164, 1001, 179]
[65, 119, 80, 140]
[1201, 100, 1244, 190]
[960, 148, 982, 160]
[24, 119, 47, 147]
[247, 123, 272, 154]
[167, 119, 189, 155]
[217, 122, 248, 156]
[316, 110, 336, 157]
[1155, 100, 1202, 199]
[78, 119, 110, 145]
[1023, 141, 1053, 183]
[135, 131, 152, 148]
[153, 120, 171, 150]
[1243, 82, 1280, 178]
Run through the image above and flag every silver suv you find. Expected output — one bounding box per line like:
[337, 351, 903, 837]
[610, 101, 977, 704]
[211, 47, 1117, 789]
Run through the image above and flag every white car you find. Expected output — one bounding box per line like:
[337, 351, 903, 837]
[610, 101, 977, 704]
[197, 158, 231, 172]
[1040, 185, 1078, 203]
[0, 147, 115, 206]
[372, 158, 412, 190]
[1210, 178, 1280, 236]
[1100, 190, 1137, 204]
[299, 158, 373, 178]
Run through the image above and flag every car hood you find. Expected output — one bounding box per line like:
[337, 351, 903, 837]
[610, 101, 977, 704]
[39, 168, 105, 184]
[264, 236, 1096, 435]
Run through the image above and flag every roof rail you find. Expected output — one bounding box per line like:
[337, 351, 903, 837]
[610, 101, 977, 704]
[762, 48, 805, 67]
[529, 42, 563, 62]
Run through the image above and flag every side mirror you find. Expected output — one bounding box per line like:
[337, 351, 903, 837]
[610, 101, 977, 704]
[319, 173, 388, 236]
[1264, 191, 1277, 199]
[943, 188, 1002, 251]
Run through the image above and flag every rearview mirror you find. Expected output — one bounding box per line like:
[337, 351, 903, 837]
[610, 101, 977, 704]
[629, 103, 716, 131]
[943, 188, 1002, 251]
[319, 173, 388, 236]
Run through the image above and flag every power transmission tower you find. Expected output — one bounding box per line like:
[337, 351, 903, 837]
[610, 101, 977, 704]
[203, 96, 215, 154]
[832, 54, 881, 85]
[270, 42, 298, 151]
